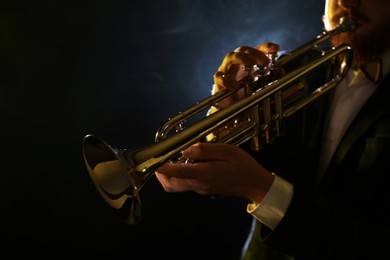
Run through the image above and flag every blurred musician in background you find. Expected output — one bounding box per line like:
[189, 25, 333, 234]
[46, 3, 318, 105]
[156, 0, 390, 258]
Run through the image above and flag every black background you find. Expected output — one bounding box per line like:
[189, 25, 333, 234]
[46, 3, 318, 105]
[1, 0, 324, 258]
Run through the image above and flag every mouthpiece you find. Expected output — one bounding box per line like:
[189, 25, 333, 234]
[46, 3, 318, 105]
[331, 16, 356, 35]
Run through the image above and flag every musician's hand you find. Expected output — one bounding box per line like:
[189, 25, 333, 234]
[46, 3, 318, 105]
[211, 42, 280, 110]
[155, 143, 275, 204]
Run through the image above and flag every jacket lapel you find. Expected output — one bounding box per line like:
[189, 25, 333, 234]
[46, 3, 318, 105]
[322, 74, 390, 184]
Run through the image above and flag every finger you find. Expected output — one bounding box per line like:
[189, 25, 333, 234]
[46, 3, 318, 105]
[217, 51, 234, 72]
[226, 52, 266, 73]
[157, 161, 199, 179]
[214, 71, 241, 90]
[218, 51, 268, 74]
[255, 42, 280, 54]
[235, 45, 270, 65]
[182, 143, 235, 161]
[155, 171, 195, 192]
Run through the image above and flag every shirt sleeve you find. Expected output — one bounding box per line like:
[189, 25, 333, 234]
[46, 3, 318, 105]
[247, 174, 294, 230]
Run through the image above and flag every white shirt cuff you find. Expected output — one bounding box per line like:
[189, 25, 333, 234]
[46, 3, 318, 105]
[247, 174, 294, 230]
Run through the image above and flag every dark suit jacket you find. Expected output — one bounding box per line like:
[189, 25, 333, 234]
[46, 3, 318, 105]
[242, 71, 390, 259]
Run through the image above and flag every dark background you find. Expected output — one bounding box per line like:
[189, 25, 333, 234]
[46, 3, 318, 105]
[1, 0, 324, 258]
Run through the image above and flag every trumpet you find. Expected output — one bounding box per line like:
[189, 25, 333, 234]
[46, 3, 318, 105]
[82, 17, 355, 224]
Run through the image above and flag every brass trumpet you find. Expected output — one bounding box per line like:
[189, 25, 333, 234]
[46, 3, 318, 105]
[82, 17, 355, 224]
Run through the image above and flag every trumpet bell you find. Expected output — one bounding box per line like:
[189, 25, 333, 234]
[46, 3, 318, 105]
[82, 134, 142, 224]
